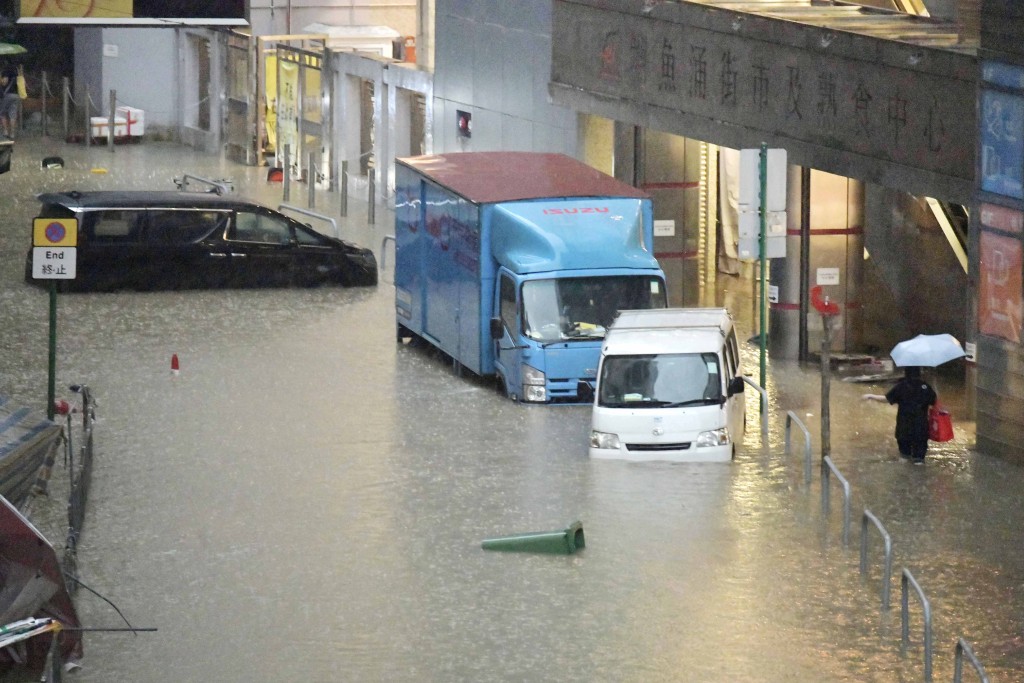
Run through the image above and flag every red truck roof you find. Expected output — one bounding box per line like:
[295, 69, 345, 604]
[396, 152, 648, 204]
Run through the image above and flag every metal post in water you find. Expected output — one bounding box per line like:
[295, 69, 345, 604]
[62, 76, 69, 142]
[41, 71, 48, 137]
[83, 87, 90, 149]
[308, 151, 316, 208]
[282, 144, 291, 202]
[340, 160, 349, 218]
[107, 89, 116, 151]
[368, 169, 376, 225]
[821, 313, 833, 457]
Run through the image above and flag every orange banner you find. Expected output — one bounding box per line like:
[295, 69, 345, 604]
[979, 230, 1023, 343]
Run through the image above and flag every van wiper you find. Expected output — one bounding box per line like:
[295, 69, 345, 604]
[654, 398, 720, 408]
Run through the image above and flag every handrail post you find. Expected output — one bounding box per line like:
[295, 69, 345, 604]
[61, 76, 69, 142]
[340, 160, 349, 218]
[84, 87, 90, 149]
[380, 234, 396, 271]
[41, 71, 48, 137]
[901, 568, 933, 681]
[308, 151, 316, 208]
[283, 143, 291, 202]
[821, 455, 851, 546]
[740, 376, 768, 439]
[953, 637, 990, 683]
[107, 88, 116, 151]
[859, 509, 893, 610]
[785, 410, 812, 484]
[368, 168, 376, 225]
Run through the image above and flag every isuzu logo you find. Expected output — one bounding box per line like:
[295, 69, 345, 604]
[542, 207, 610, 215]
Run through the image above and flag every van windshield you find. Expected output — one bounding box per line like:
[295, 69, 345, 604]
[521, 276, 666, 342]
[598, 352, 722, 408]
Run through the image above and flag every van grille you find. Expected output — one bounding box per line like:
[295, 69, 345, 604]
[626, 442, 691, 452]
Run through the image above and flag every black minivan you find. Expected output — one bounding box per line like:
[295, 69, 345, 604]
[25, 191, 378, 292]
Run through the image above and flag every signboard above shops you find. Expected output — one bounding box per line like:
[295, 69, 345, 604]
[550, 0, 976, 204]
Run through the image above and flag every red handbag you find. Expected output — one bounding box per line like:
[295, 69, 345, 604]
[928, 404, 954, 442]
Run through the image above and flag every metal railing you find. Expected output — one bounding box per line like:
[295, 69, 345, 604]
[62, 384, 96, 595]
[175, 174, 233, 195]
[380, 235, 396, 272]
[901, 567, 933, 681]
[785, 410, 812, 484]
[278, 205, 340, 239]
[859, 508, 893, 610]
[740, 375, 768, 439]
[821, 455, 851, 546]
[953, 637, 990, 683]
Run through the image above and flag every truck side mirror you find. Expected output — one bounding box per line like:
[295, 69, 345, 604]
[727, 376, 745, 396]
[489, 318, 503, 340]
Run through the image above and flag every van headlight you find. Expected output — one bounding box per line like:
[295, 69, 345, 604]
[522, 365, 547, 402]
[590, 430, 621, 449]
[695, 428, 730, 447]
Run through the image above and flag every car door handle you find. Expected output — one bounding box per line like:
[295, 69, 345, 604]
[230, 253, 247, 257]
[208, 252, 228, 258]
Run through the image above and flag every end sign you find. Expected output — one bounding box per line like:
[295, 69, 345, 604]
[32, 218, 78, 279]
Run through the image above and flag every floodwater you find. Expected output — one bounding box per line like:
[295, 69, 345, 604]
[1, 137, 1022, 682]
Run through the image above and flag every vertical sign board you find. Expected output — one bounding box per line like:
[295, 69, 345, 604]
[32, 218, 77, 279]
[738, 148, 787, 260]
[979, 203, 1023, 343]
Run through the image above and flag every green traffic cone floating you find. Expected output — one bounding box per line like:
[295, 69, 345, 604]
[481, 521, 585, 555]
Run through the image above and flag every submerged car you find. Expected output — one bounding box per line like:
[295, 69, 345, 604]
[25, 191, 377, 291]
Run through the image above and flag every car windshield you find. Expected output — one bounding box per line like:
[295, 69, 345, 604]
[598, 352, 722, 408]
[522, 275, 666, 342]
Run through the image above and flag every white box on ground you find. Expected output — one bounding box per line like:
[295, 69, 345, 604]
[90, 116, 128, 138]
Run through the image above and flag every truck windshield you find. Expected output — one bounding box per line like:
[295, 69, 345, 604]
[522, 276, 666, 342]
[598, 352, 722, 408]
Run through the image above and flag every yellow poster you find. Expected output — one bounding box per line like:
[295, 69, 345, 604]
[277, 60, 299, 158]
[21, 0, 130, 18]
[264, 53, 277, 152]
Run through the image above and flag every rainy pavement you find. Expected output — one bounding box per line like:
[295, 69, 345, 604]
[1, 136, 1022, 682]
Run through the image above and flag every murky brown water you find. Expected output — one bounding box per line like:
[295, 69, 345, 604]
[1, 138, 1021, 682]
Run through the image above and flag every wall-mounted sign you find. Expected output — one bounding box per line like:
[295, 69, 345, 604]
[816, 267, 840, 286]
[653, 219, 675, 237]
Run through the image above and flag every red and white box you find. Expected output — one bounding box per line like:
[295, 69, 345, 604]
[115, 106, 144, 136]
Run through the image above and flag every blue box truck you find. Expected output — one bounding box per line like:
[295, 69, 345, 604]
[393, 152, 667, 403]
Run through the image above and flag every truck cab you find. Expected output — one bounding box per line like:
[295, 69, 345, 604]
[491, 270, 667, 402]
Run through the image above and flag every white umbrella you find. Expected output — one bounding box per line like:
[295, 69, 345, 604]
[890, 333, 965, 367]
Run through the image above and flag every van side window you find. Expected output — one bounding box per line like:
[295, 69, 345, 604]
[499, 274, 517, 336]
[148, 210, 226, 243]
[91, 210, 143, 243]
[232, 211, 291, 244]
[724, 331, 741, 378]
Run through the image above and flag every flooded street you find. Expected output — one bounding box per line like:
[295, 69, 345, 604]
[1, 138, 1022, 682]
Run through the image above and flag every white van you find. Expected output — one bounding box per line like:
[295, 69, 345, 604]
[588, 308, 745, 462]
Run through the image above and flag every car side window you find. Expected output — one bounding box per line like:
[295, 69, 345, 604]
[148, 210, 226, 243]
[231, 211, 291, 244]
[90, 210, 144, 243]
